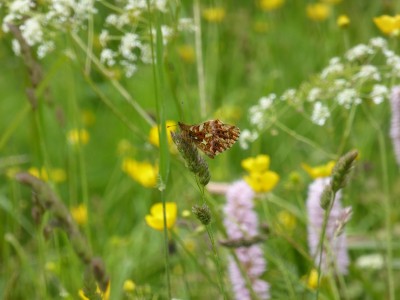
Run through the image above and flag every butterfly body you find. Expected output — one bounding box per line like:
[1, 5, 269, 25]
[177, 119, 240, 159]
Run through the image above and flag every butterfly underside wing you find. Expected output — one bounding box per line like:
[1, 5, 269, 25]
[178, 119, 240, 159]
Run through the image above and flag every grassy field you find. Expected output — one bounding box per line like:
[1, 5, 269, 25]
[1, 0, 400, 299]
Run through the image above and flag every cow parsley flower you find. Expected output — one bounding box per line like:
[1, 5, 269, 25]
[311, 101, 330, 126]
[369, 37, 387, 50]
[20, 18, 43, 46]
[119, 33, 141, 61]
[239, 129, 259, 150]
[100, 49, 117, 67]
[353, 65, 381, 81]
[345, 44, 374, 62]
[370, 84, 388, 105]
[336, 88, 362, 109]
[321, 57, 344, 79]
[307, 88, 322, 102]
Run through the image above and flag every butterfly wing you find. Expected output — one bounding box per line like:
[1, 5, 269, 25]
[179, 120, 240, 159]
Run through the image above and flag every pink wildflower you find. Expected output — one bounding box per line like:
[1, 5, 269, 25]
[390, 86, 400, 166]
[224, 180, 270, 299]
[307, 178, 350, 274]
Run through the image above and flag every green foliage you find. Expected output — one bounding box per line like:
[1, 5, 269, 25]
[1, 0, 400, 299]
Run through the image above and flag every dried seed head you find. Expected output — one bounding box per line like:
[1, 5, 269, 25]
[192, 204, 211, 225]
[331, 150, 358, 192]
[320, 184, 334, 210]
[171, 131, 210, 186]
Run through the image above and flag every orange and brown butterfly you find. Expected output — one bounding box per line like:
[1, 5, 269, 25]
[176, 119, 240, 159]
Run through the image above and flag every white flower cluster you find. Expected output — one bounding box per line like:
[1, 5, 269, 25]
[98, 0, 195, 78]
[2, 0, 97, 58]
[239, 37, 397, 150]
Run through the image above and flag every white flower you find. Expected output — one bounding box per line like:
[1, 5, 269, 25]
[370, 84, 388, 105]
[387, 55, 400, 76]
[239, 129, 258, 149]
[125, 0, 147, 10]
[280, 88, 296, 101]
[152, 25, 173, 45]
[336, 88, 362, 109]
[105, 13, 130, 28]
[10, 0, 34, 14]
[121, 60, 138, 77]
[154, 0, 167, 12]
[321, 57, 344, 79]
[100, 48, 117, 66]
[178, 18, 196, 31]
[140, 44, 153, 64]
[11, 39, 21, 56]
[259, 94, 275, 110]
[311, 101, 330, 126]
[369, 37, 387, 49]
[334, 79, 347, 89]
[353, 65, 381, 81]
[119, 33, 141, 60]
[307, 87, 321, 102]
[37, 41, 55, 58]
[345, 44, 374, 62]
[356, 254, 384, 269]
[20, 18, 43, 46]
[99, 30, 109, 47]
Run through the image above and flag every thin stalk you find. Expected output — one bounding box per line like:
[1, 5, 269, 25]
[172, 231, 220, 289]
[261, 197, 297, 299]
[204, 225, 228, 300]
[0, 103, 30, 151]
[193, 0, 207, 118]
[70, 33, 155, 127]
[362, 105, 394, 300]
[275, 121, 337, 160]
[336, 104, 357, 155]
[148, 6, 171, 298]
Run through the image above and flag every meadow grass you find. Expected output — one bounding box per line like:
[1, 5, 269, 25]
[1, 0, 400, 299]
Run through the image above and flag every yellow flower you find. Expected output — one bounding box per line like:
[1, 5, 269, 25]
[259, 0, 284, 11]
[242, 154, 270, 173]
[71, 204, 88, 226]
[81, 110, 96, 126]
[79, 281, 110, 300]
[149, 120, 177, 148]
[373, 15, 400, 36]
[242, 155, 279, 193]
[306, 3, 331, 21]
[28, 167, 66, 183]
[337, 14, 350, 28]
[301, 161, 335, 179]
[123, 279, 136, 293]
[122, 158, 158, 188]
[67, 129, 90, 146]
[321, 0, 341, 4]
[244, 170, 280, 193]
[277, 210, 297, 231]
[177, 45, 196, 64]
[145, 202, 177, 230]
[202, 7, 226, 23]
[303, 269, 319, 290]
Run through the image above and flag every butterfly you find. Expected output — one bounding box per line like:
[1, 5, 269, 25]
[177, 119, 240, 159]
